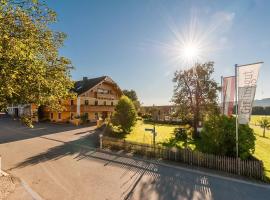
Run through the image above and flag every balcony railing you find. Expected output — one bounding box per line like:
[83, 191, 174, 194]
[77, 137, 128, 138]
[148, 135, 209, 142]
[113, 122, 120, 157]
[96, 93, 116, 99]
[64, 105, 115, 112]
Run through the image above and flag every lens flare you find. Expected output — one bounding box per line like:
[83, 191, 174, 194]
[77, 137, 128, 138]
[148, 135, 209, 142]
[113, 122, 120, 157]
[181, 42, 200, 64]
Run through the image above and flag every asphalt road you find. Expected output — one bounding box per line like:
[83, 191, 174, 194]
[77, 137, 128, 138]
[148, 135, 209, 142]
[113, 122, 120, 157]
[0, 116, 270, 200]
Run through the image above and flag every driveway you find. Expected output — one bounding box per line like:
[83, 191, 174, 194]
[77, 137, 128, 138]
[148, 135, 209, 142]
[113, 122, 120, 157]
[0, 116, 270, 200]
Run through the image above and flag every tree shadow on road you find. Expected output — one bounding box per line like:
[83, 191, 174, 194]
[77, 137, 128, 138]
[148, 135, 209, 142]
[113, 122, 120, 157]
[0, 116, 96, 144]
[11, 130, 268, 200]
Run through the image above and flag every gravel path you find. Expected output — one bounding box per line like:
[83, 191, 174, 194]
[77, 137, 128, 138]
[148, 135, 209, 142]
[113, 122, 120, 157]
[0, 175, 17, 200]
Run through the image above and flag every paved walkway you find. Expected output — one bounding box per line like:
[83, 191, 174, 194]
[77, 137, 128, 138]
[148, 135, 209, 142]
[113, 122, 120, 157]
[0, 116, 270, 200]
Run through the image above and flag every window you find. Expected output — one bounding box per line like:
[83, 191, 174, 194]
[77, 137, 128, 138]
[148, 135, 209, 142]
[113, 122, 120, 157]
[95, 100, 98, 106]
[97, 88, 103, 93]
[70, 100, 74, 105]
[104, 101, 106, 106]
[95, 112, 98, 120]
[50, 113, 53, 119]
[97, 88, 109, 94]
[111, 101, 113, 106]
[70, 113, 74, 120]
[85, 112, 89, 119]
[58, 113, 62, 120]
[85, 100, 89, 105]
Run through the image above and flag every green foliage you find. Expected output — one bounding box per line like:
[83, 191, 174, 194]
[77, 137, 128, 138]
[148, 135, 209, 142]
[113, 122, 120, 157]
[258, 118, 270, 137]
[172, 62, 219, 138]
[122, 89, 138, 102]
[112, 96, 137, 133]
[0, 0, 75, 111]
[80, 113, 88, 124]
[174, 128, 188, 148]
[21, 115, 33, 128]
[159, 125, 192, 149]
[122, 89, 140, 111]
[201, 115, 256, 159]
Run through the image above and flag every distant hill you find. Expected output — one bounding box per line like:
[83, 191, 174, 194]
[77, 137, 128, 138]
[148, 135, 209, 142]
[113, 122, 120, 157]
[253, 98, 270, 107]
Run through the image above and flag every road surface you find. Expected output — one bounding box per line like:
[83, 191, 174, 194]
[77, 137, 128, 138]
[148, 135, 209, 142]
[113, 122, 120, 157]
[0, 116, 269, 200]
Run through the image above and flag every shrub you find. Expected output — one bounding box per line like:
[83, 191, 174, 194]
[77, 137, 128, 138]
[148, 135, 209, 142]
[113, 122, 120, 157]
[200, 115, 255, 159]
[21, 115, 33, 128]
[111, 96, 137, 133]
[80, 113, 88, 124]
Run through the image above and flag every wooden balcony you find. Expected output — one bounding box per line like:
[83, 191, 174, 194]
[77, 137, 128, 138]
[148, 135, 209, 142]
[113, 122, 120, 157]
[81, 105, 115, 112]
[64, 105, 115, 112]
[96, 93, 116, 99]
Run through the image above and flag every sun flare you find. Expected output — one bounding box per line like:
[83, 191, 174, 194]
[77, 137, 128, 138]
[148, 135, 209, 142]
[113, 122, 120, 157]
[182, 43, 200, 62]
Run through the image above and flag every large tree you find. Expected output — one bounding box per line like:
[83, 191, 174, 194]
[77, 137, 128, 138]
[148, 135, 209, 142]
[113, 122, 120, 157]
[172, 62, 219, 137]
[122, 89, 141, 112]
[0, 0, 75, 110]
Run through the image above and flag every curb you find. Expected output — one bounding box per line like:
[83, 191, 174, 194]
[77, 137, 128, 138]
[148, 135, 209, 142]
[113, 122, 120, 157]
[94, 148, 270, 189]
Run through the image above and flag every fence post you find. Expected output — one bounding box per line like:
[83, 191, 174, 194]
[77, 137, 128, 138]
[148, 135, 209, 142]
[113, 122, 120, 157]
[260, 161, 264, 181]
[237, 158, 240, 175]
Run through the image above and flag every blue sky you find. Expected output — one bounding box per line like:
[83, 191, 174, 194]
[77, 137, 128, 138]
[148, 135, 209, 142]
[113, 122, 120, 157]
[47, 0, 269, 105]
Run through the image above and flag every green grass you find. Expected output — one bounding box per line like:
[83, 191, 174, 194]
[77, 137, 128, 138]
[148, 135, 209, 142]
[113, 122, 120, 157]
[250, 115, 270, 125]
[250, 115, 270, 180]
[124, 120, 179, 144]
[109, 116, 270, 180]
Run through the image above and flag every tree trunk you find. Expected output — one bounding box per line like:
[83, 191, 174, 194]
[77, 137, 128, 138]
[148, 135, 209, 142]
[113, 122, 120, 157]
[193, 116, 198, 138]
[263, 128, 265, 137]
[192, 106, 200, 138]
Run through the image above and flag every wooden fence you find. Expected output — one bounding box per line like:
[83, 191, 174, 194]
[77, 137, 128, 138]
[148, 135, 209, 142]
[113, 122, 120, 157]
[101, 136, 264, 180]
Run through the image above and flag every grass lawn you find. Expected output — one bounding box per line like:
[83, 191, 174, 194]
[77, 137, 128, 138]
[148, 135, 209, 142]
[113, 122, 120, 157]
[109, 116, 270, 179]
[119, 120, 179, 145]
[250, 115, 270, 180]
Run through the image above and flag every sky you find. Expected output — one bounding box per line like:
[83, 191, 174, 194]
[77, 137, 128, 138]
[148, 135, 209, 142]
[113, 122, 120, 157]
[47, 0, 270, 106]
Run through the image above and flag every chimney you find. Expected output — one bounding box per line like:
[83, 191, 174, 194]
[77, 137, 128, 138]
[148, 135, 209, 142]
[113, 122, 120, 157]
[83, 77, 88, 81]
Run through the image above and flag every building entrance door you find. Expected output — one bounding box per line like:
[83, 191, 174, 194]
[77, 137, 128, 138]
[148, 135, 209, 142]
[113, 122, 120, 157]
[102, 111, 108, 120]
[14, 108, 19, 117]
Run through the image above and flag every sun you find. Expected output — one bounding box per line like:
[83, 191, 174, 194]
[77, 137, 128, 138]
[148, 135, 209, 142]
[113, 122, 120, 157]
[182, 43, 200, 61]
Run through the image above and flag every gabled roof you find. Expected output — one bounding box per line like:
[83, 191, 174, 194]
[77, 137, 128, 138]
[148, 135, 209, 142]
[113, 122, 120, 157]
[73, 76, 106, 95]
[73, 76, 122, 96]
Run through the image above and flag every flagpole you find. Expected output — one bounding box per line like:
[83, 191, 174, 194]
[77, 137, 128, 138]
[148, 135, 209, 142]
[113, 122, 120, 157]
[221, 76, 223, 114]
[235, 64, 239, 158]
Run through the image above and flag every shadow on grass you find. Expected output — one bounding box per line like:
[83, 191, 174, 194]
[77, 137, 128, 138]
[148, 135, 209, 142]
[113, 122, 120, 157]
[256, 134, 270, 139]
[142, 120, 182, 127]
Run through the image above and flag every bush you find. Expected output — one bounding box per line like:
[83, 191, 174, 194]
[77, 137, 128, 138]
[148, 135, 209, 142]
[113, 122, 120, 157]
[21, 115, 33, 128]
[111, 96, 137, 133]
[200, 115, 255, 159]
[80, 113, 88, 124]
[141, 113, 152, 120]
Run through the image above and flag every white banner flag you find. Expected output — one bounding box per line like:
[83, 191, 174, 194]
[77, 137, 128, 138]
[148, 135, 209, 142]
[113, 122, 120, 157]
[237, 62, 262, 124]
